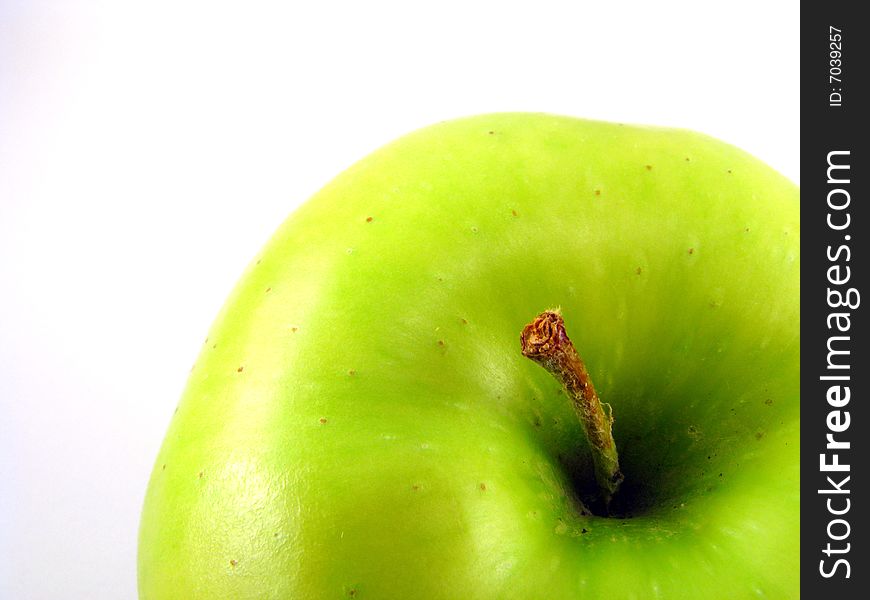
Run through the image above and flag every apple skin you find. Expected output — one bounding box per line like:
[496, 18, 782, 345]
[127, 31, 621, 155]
[138, 114, 799, 598]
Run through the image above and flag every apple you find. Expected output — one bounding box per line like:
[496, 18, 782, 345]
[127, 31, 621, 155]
[138, 113, 799, 598]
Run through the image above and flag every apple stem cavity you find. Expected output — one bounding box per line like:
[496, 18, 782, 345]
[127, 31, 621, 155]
[521, 310, 624, 508]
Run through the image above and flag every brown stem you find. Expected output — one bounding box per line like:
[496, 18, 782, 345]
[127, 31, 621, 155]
[521, 310, 623, 505]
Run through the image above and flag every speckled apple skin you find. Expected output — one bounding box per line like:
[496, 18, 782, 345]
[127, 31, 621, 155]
[139, 114, 799, 599]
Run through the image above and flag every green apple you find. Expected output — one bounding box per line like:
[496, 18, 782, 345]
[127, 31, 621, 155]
[139, 113, 799, 598]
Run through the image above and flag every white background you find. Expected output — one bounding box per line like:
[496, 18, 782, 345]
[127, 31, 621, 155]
[0, 1, 798, 598]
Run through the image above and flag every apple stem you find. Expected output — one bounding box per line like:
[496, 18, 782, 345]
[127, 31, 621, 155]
[521, 310, 624, 506]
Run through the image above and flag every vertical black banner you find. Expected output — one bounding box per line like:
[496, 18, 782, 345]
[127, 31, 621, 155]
[802, 2, 868, 597]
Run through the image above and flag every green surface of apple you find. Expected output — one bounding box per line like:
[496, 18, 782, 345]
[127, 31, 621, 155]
[139, 113, 799, 599]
